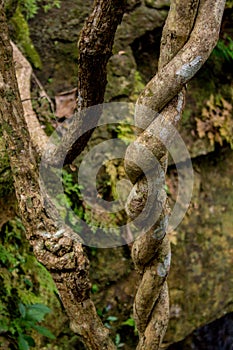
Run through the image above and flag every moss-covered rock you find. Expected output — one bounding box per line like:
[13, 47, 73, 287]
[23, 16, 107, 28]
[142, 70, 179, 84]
[105, 48, 137, 101]
[28, 0, 167, 97]
[164, 147, 233, 345]
[28, 0, 92, 94]
[10, 7, 42, 69]
[145, 0, 170, 9]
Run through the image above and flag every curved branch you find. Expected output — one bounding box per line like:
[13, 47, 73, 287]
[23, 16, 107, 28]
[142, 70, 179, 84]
[135, 0, 226, 130]
[124, 0, 226, 349]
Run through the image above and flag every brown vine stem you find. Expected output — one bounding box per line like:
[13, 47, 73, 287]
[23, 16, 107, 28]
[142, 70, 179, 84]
[44, 0, 126, 167]
[0, 1, 126, 349]
[124, 0, 226, 349]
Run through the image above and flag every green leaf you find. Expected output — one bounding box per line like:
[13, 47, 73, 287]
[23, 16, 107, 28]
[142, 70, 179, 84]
[122, 318, 135, 327]
[115, 333, 121, 346]
[19, 303, 26, 318]
[24, 278, 33, 288]
[32, 325, 56, 339]
[0, 318, 9, 333]
[25, 304, 51, 322]
[106, 316, 118, 322]
[91, 284, 99, 293]
[97, 308, 103, 317]
[18, 333, 30, 350]
[22, 335, 35, 347]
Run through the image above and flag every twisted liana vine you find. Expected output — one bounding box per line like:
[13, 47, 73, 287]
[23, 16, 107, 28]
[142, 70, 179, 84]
[0, 0, 226, 349]
[124, 0, 226, 349]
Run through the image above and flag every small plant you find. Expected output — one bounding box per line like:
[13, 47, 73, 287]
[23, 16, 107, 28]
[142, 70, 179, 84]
[226, 0, 233, 8]
[0, 218, 56, 349]
[19, 0, 61, 20]
[213, 35, 233, 62]
[121, 317, 138, 335]
[115, 121, 136, 145]
[196, 94, 233, 148]
[115, 333, 124, 349]
[1, 303, 55, 350]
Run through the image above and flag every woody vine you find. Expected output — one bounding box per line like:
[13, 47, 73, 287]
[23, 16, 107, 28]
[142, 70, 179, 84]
[0, 0, 226, 349]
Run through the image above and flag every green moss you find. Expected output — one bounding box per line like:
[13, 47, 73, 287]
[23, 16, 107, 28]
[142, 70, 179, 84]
[5, 88, 16, 102]
[145, 0, 170, 9]
[226, 0, 233, 8]
[0, 137, 14, 197]
[10, 7, 42, 69]
[105, 49, 136, 101]
[0, 218, 61, 348]
[130, 70, 145, 101]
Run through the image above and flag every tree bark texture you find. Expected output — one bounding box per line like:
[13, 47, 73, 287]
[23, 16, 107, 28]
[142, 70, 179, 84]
[45, 0, 126, 167]
[0, 2, 122, 349]
[124, 0, 226, 349]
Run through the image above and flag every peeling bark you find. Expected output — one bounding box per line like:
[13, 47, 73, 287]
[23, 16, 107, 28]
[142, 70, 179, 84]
[11, 41, 48, 153]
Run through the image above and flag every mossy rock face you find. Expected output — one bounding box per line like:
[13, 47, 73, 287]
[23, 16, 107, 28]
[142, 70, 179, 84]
[28, 0, 167, 97]
[10, 7, 42, 69]
[114, 5, 167, 50]
[105, 48, 137, 101]
[145, 0, 170, 9]
[29, 0, 92, 94]
[164, 147, 233, 345]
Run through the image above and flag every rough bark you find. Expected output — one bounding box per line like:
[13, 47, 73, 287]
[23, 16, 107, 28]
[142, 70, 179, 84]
[0, 3, 119, 349]
[135, 0, 226, 129]
[44, 0, 126, 167]
[124, 0, 226, 349]
[0, 0, 226, 349]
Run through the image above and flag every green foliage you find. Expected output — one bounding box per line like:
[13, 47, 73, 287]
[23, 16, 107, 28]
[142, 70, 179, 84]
[0, 135, 14, 197]
[213, 36, 233, 62]
[121, 317, 135, 327]
[19, 0, 61, 20]
[91, 283, 99, 294]
[226, 0, 233, 8]
[0, 218, 56, 349]
[10, 7, 42, 69]
[10, 0, 61, 69]
[116, 122, 136, 146]
[121, 317, 138, 336]
[4, 303, 55, 350]
[115, 333, 124, 349]
[58, 168, 84, 220]
[131, 70, 145, 101]
[62, 169, 83, 198]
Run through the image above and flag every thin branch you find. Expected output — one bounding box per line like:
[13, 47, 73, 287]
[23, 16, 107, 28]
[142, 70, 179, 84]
[44, 0, 126, 167]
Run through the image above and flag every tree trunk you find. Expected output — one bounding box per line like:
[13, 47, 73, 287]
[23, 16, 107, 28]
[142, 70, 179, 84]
[0, 2, 124, 348]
